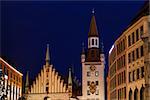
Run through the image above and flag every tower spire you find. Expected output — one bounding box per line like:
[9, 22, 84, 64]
[25, 71, 29, 94]
[68, 67, 72, 85]
[82, 42, 85, 54]
[45, 44, 50, 66]
[68, 67, 72, 97]
[88, 9, 98, 37]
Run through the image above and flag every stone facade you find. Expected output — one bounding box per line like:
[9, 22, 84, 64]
[107, 2, 149, 100]
[0, 57, 23, 100]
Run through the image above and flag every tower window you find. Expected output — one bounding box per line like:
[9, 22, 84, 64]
[87, 72, 90, 77]
[92, 39, 94, 45]
[89, 39, 90, 46]
[96, 81, 98, 85]
[95, 39, 97, 45]
[95, 71, 99, 77]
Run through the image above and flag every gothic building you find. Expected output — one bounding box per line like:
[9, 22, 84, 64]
[24, 45, 71, 100]
[79, 10, 105, 100]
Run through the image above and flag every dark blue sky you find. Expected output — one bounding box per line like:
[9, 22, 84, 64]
[1, 1, 145, 81]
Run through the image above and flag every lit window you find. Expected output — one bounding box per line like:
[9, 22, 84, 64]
[95, 71, 99, 77]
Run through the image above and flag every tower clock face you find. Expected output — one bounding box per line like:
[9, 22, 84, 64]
[89, 81, 96, 94]
[90, 65, 96, 71]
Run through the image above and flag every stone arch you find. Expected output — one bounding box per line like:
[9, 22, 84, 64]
[134, 88, 138, 100]
[129, 88, 132, 100]
[140, 86, 145, 100]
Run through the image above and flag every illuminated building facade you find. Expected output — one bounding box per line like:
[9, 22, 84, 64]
[0, 57, 23, 100]
[79, 10, 105, 100]
[107, 2, 149, 100]
[24, 44, 72, 100]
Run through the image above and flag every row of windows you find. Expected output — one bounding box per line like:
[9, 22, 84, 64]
[118, 71, 126, 86]
[87, 71, 99, 77]
[118, 87, 126, 100]
[117, 55, 126, 70]
[9, 83, 21, 100]
[128, 46, 144, 63]
[110, 63, 116, 78]
[128, 25, 143, 47]
[117, 39, 125, 55]
[89, 38, 98, 46]
[129, 66, 144, 82]
[0, 64, 21, 83]
[110, 76, 116, 91]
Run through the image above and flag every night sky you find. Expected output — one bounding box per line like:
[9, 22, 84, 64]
[1, 1, 145, 82]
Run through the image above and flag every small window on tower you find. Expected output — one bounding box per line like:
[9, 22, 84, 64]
[95, 39, 97, 45]
[95, 71, 99, 77]
[92, 39, 94, 45]
[87, 72, 91, 77]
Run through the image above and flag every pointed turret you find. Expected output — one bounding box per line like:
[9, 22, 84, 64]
[68, 67, 72, 97]
[25, 71, 29, 94]
[68, 67, 72, 85]
[45, 44, 50, 66]
[82, 42, 85, 54]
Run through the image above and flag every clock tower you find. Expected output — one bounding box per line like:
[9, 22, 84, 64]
[81, 10, 105, 100]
